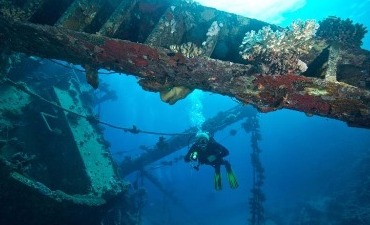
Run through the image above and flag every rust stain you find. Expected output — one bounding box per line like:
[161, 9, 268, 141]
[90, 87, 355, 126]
[254, 74, 310, 92]
[288, 94, 331, 115]
[92, 39, 162, 71]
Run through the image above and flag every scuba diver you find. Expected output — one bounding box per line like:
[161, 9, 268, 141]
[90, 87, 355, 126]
[184, 131, 239, 190]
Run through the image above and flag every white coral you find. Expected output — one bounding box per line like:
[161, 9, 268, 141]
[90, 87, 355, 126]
[170, 42, 203, 58]
[239, 20, 319, 74]
[206, 21, 221, 37]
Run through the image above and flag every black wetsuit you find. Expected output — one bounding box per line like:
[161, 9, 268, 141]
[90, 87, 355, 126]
[184, 138, 238, 190]
[184, 138, 230, 169]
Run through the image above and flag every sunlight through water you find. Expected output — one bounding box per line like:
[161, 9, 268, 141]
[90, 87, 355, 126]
[195, 0, 306, 24]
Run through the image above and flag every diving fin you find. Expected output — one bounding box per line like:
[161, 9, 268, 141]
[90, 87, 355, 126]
[227, 168, 239, 189]
[214, 170, 222, 191]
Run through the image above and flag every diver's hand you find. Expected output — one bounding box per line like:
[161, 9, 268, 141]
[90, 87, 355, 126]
[190, 152, 198, 161]
[207, 155, 217, 163]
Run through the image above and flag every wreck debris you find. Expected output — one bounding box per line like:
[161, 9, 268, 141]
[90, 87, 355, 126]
[0, 84, 31, 126]
[165, 20, 223, 103]
[136, 5, 192, 122]
[1, 18, 369, 128]
[55, 0, 106, 31]
[40, 112, 59, 133]
[0, 159, 109, 225]
[145, 6, 183, 46]
[0, 46, 22, 78]
[202, 21, 223, 56]
[1, 77, 124, 197]
[0, 1, 369, 224]
[54, 83, 123, 197]
[324, 45, 340, 82]
[169, 21, 222, 58]
[141, 169, 179, 204]
[0, 0, 45, 21]
[83, 64, 99, 89]
[99, 0, 139, 37]
[312, 17, 369, 83]
[0, 68, 142, 224]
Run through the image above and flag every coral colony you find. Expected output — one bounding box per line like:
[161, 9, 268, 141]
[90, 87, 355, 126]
[170, 42, 204, 58]
[316, 16, 368, 48]
[170, 21, 222, 58]
[239, 20, 319, 75]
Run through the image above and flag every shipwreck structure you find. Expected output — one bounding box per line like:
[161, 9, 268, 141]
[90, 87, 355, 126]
[0, 0, 368, 128]
[0, 60, 130, 225]
[1, 0, 370, 224]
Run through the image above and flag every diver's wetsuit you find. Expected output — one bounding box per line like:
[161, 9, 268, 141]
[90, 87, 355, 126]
[184, 138, 229, 167]
[184, 138, 238, 190]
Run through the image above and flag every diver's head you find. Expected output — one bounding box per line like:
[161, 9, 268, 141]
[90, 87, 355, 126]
[195, 131, 210, 148]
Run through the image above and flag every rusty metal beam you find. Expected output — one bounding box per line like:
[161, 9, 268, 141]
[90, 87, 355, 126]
[22, 0, 46, 20]
[1, 18, 370, 129]
[144, 6, 185, 47]
[0, 0, 47, 22]
[99, 0, 138, 37]
[55, 0, 105, 31]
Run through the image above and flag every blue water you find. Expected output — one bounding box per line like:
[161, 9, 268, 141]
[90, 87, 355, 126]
[99, 81, 370, 225]
[98, 2, 370, 224]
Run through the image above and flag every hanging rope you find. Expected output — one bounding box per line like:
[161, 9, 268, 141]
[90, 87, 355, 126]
[3, 78, 190, 136]
[243, 114, 265, 225]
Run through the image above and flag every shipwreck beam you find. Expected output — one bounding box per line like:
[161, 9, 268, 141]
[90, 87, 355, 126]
[1, 18, 370, 128]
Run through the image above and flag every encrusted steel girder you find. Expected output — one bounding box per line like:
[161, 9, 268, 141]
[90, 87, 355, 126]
[1, 18, 370, 128]
[99, 0, 139, 37]
[55, 0, 106, 31]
